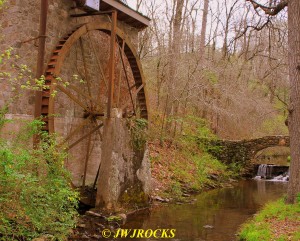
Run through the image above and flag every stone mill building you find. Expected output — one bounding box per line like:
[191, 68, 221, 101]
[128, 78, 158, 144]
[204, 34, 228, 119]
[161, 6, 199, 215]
[0, 0, 151, 210]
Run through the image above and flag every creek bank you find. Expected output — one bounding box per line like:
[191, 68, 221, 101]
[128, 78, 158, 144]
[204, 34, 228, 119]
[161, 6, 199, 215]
[69, 208, 150, 240]
[68, 170, 239, 240]
[68, 137, 242, 240]
[69, 180, 288, 241]
[69, 176, 237, 240]
[238, 198, 300, 241]
[149, 140, 241, 201]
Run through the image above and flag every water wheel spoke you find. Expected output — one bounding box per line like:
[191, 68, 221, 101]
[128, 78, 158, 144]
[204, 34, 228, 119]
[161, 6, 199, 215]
[117, 40, 136, 114]
[67, 122, 104, 151]
[79, 37, 93, 100]
[87, 34, 109, 92]
[121, 84, 144, 110]
[91, 119, 103, 189]
[87, 34, 110, 107]
[82, 133, 92, 188]
[56, 84, 89, 112]
[67, 83, 98, 105]
[59, 117, 91, 146]
[116, 39, 125, 107]
[43, 22, 149, 188]
[92, 119, 104, 142]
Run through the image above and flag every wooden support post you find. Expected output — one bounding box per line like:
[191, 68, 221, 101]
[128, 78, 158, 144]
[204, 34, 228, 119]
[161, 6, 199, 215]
[117, 39, 125, 108]
[34, 0, 48, 146]
[82, 134, 92, 188]
[34, 0, 48, 118]
[107, 10, 117, 118]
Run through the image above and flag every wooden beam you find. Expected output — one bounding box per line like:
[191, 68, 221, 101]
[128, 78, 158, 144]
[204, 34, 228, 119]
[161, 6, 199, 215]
[82, 134, 92, 188]
[107, 10, 117, 118]
[101, 0, 150, 28]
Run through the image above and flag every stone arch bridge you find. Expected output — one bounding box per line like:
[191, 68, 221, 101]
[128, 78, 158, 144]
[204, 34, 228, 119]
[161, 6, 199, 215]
[200, 136, 290, 165]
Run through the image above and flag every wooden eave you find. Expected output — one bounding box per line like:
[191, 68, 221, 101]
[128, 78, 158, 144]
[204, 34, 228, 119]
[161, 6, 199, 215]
[100, 0, 149, 30]
[78, 0, 150, 30]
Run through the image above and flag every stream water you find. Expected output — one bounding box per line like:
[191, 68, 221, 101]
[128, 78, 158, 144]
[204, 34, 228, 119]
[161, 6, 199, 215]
[123, 180, 287, 241]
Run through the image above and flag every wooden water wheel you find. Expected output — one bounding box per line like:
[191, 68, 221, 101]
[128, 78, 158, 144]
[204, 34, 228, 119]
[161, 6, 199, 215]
[37, 21, 148, 187]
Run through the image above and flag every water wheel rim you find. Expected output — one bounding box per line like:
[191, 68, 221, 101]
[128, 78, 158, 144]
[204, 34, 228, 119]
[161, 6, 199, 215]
[40, 20, 149, 187]
[43, 21, 148, 134]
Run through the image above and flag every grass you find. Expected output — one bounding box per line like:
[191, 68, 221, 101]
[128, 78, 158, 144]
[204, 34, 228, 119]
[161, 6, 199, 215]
[149, 139, 236, 200]
[239, 197, 300, 241]
[148, 115, 239, 200]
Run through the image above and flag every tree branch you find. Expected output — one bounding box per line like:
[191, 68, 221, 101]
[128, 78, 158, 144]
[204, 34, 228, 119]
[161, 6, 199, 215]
[246, 0, 288, 15]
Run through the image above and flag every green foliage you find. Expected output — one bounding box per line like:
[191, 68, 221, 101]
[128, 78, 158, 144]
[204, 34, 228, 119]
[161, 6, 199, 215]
[106, 216, 122, 222]
[0, 0, 5, 7]
[292, 232, 300, 241]
[151, 114, 238, 198]
[203, 69, 219, 84]
[0, 45, 81, 240]
[261, 114, 288, 135]
[0, 105, 9, 129]
[239, 222, 271, 241]
[248, 79, 269, 94]
[192, 153, 231, 187]
[165, 148, 233, 199]
[169, 115, 224, 156]
[259, 96, 288, 136]
[176, 115, 218, 152]
[297, 193, 300, 203]
[0, 48, 73, 103]
[180, 115, 216, 139]
[0, 113, 78, 240]
[227, 162, 244, 177]
[239, 197, 300, 241]
[0, 48, 53, 108]
[128, 118, 148, 150]
[168, 181, 183, 197]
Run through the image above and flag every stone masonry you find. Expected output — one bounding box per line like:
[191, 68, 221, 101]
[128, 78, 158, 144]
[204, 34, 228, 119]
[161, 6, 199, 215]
[0, 0, 151, 207]
[200, 135, 290, 165]
[0, 0, 138, 115]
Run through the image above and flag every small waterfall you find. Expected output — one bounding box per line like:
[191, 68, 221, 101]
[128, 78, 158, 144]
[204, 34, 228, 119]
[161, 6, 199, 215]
[256, 164, 274, 179]
[272, 168, 289, 182]
[255, 164, 289, 181]
[257, 164, 268, 178]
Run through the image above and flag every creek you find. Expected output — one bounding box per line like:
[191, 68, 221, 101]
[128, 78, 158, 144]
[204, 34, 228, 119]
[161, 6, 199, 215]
[123, 180, 287, 241]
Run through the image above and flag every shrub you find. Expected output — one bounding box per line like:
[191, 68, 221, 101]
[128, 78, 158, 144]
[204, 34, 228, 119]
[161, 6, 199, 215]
[0, 113, 78, 241]
[128, 118, 148, 151]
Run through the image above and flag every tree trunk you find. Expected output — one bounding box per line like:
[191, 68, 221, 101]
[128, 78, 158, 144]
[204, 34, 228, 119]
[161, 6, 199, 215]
[199, 0, 209, 60]
[166, 0, 184, 133]
[287, 0, 300, 204]
[222, 0, 238, 59]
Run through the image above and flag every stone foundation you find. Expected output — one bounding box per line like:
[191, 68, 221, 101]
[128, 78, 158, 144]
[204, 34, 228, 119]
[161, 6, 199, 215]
[96, 109, 151, 210]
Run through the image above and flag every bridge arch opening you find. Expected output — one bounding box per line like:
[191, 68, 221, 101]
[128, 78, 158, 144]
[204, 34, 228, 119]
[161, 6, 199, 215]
[253, 146, 290, 166]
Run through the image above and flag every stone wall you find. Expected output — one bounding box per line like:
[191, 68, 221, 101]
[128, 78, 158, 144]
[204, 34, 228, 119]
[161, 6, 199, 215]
[0, 0, 150, 199]
[0, 0, 138, 115]
[200, 136, 290, 166]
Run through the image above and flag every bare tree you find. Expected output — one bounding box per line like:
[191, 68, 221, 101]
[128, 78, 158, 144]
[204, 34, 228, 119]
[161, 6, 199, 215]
[140, 0, 289, 144]
[199, 0, 209, 60]
[247, 0, 300, 204]
[286, 0, 300, 204]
